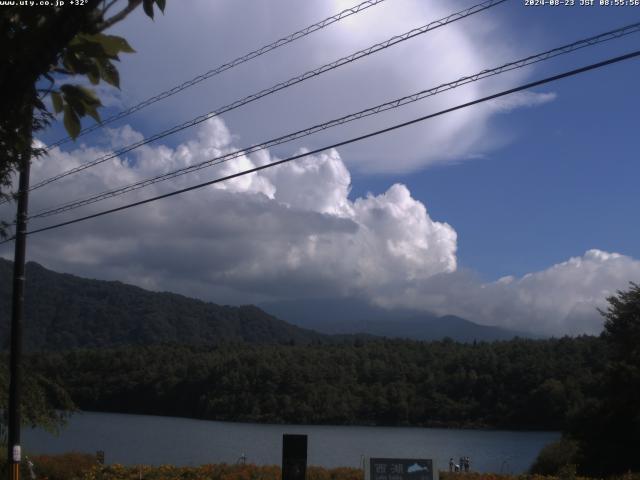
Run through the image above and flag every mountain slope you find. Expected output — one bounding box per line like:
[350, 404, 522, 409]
[261, 298, 534, 342]
[0, 259, 327, 350]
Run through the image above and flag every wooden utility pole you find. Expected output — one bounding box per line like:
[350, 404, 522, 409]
[7, 140, 32, 480]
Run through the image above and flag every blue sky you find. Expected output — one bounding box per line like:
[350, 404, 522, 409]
[352, 53, 640, 279]
[346, 1, 640, 280]
[8, 0, 640, 336]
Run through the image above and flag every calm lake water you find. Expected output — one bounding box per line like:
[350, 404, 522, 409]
[24, 412, 558, 474]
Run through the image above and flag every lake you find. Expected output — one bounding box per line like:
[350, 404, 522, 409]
[24, 412, 559, 474]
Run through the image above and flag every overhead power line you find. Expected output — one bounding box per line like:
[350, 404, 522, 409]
[28, 0, 507, 192]
[4, 49, 637, 242]
[27, 21, 640, 220]
[46, 0, 389, 149]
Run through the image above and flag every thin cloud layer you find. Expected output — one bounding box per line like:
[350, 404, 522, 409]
[104, 0, 556, 174]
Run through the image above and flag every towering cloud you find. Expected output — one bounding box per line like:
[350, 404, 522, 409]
[6, 119, 456, 302]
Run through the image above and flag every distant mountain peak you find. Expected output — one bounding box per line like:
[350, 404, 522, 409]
[260, 297, 536, 342]
[0, 259, 534, 351]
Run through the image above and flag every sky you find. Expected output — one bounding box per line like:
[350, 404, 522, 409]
[1, 0, 639, 336]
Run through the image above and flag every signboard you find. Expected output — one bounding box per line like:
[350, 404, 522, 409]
[369, 458, 435, 480]
[282, 434, 307, 480]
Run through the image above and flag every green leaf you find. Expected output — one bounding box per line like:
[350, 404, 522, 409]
[90, 34, 135, 56]
[51, 91, 63, 114]
[65, 95, 86, 117]
[87, 71, 99, 85]
[155, 0, 166, 12]
[59, 84, 103, 127]
[96, 58, 120, 89]
[84, 103, 101, 123]
[86, 61, 100, 85]
[60, 85, 86, 115]
[143, 0, 154, 19]
[63, 51, 91, 75]
[61, 52, 74, 72]
[68, 36, 108, 58]
[63, 104, 81, 139]
[76, 85, 101, 107]
[61, 84, 102, 109]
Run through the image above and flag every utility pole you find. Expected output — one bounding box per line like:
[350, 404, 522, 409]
[7, 142, 32, 480]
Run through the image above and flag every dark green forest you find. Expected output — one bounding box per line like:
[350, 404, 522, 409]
[28, 336, 604, 430]
[0, 260, 329, 350]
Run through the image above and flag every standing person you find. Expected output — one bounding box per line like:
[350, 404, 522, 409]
[449, 458, 454, 472]
[459, 457, 464, 472]
[464, 457, 470, 472]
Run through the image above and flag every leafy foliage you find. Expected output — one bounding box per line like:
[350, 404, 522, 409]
[24, 458, 640, 480]
[0, 355, 76, 448]
[0, 0, 166, 444]
[0, 0, 165, 217]
[24, 455, 640, 480]
[567, 283, 640, 476]
[28, 452, 98, 480]
[27, 336, 605, 430]
[77, 463, 357, 480]
[52, 32, 137, 133]
[530, 439, 579, 476]
[143, 0, 166, 19]
[440, 475, 591, 480]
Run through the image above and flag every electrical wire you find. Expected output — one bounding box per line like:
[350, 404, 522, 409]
[27, 21, 640, 220]
[46, 0, 389, 149]
[2, 49, 636, 243]
[27, 0, 507, 193]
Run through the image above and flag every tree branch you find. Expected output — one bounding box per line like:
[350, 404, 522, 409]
[95, 0, 143, 32]
[102, 0, 121, 16]
[51, 66, 73, 75]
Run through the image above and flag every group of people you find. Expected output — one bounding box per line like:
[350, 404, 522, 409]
[448, 457, 470, 473]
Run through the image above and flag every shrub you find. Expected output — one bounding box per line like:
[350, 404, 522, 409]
[30, 452, 98, 480]
[530, 438, 579, 476]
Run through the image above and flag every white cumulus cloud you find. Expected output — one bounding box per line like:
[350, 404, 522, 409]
[2, 119, 637, 337]
[374, 249, 640, 336]
[2, 119, 456, 305]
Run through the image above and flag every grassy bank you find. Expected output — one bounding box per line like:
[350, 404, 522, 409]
[15, 454, 640, 480]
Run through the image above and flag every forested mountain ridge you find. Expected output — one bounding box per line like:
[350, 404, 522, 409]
[0, 259, 328, 350]
[0, 259, 529, 350]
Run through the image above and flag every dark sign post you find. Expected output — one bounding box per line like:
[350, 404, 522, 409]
[282, 434, 307, 480]
[370, 458, 435, 480]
